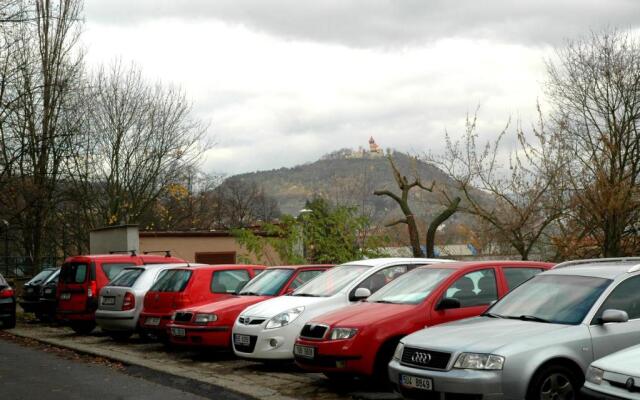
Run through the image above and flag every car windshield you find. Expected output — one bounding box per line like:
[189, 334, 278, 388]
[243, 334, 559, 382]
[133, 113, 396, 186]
[293, 264, 370, 297]
[367, 268, 455, 304]
[488, 274, 612, 325]
[26, 269, 55, 285]
[109, 268, 145, 288]
[150, 269, 192, 292]
[43, 269, 60, 285]
[239, 268, 294, 296]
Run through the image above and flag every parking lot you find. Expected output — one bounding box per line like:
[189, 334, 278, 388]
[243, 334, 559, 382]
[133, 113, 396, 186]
[5, 321, 397, 400]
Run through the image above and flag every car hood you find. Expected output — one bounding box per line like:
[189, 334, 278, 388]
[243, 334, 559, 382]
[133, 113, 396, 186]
[185, 295, 271, 314]
[403, 317, 572, 354]
[241, 295, 331, 318]
[309, 301, 415, 328]
[593, 344, 640, 375]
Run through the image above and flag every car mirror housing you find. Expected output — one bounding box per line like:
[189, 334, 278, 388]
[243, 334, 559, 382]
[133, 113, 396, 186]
[600, 309, 629, 324]
[352, 287, 371, 301]
[436, 297, 461, 311]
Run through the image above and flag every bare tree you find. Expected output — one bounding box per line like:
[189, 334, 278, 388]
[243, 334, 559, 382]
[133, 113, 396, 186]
[546, 29, 640, 257]
[215, 178, 280, 228]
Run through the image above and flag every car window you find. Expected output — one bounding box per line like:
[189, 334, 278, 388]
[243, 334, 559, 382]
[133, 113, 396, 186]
[367, 268, 455, 305]
[109, 268, 145, 288]
[150, 269, 192, 292]
[293, 264, 370, 297]
[0, 273, 7, 286]
[594, 276, 640, 322]
[503, 267, 545, 290]
[26, 269, 55, 285]
[288, 270, 324, 291]
[102, 263, 136, 281]
[354, 265, 409, 297]
[211, 269, 251, 294]
[60, 263, 88, 284]
[444, 269, 497, 307]
[239, 268, 294, 296]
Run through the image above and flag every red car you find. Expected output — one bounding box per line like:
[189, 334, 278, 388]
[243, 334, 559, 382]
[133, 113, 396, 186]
[139, 264, 265, 340]
[57, 252, 185, 334]
[294, 260, 553, 381]
[167, 265, 332, 348]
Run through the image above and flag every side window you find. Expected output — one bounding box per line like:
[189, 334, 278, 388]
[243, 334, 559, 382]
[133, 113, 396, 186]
[503, 268, 544, 291]
[211, 270, 251, 294]
[289, 270, 324, 291]
[355, 265, 409, 295]
[102, 263, 136, 281]
[444, 269, 497, 307]
[595, 276, 640, 321]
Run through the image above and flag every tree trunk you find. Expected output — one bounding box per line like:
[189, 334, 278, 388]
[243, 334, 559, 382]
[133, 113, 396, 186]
[426, 197, 460, 258]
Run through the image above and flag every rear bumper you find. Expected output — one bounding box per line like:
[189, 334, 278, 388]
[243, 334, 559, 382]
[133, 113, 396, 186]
[18, 299, 41, 313]
[0, 297, 16, 317]
[294, 337, 371, 375]
[95, 309, 138, 332]
[139, 312, 172, 332]
[56, 310, 95, 322]
[168, 322, 231, 347]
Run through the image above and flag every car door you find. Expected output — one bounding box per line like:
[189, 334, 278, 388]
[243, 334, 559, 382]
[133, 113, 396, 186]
[431, 268, 499, 325]
[589, 275, 640, 359]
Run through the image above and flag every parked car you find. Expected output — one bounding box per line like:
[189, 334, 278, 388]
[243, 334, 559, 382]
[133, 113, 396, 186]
[19, 267, 58, 317]
[167, 264, 332, 348]
[582, 343, 640, 400]
[0, 272, 16, 329]
[57, 252, 185, 334]
[388, 257, 640, 400]
[294, 260, 552, 381]
[38, 268, 60, 320]
[232, 258, 451, 361]
[96, 263, 189, 341]
[139, 264, 265, 341]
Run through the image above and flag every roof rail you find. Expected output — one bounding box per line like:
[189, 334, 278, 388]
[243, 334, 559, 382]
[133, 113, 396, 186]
[143, 250, 172, 257]
[108, 250, 137, 257]
[553, 257, 640, 269]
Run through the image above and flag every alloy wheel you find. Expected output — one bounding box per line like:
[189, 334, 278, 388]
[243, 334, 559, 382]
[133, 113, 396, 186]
[540, 373, 574, 400]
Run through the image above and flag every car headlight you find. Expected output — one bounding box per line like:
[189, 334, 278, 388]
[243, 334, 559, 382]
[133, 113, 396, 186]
[265, 307, 304, 329]
[393, 342, 404, 361]
[171, 312, 178, 321]
[329, 328, 358, 340]
[586, 366, 604, 385]
[453, 353, 504, 370]
[194, 313, 218, 324]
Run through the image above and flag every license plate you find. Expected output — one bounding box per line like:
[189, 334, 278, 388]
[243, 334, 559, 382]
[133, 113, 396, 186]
[60, 293, 71, 300]
[101, 296, 116, 305]
[145, 317, 161, 326]
[26, 288, 34, 293]
[44, 288, 53, 294]
[400, 374, 433, 391]
[234, 334, 251, 346]
[294, 344, 315, 359]
[171, 327, 186, 337]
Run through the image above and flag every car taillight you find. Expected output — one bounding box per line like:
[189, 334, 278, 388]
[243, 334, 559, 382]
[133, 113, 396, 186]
[88, 280, 97, 297]
[0, 288, 15, 298]
[122, 292, 135, 311]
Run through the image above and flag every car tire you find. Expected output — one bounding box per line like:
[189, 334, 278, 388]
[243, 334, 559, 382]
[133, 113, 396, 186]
[138, 329, 154, 342]
[70, 321, 96, 335]
[371, 338, 401, 387]
[527, 364, 581, 400]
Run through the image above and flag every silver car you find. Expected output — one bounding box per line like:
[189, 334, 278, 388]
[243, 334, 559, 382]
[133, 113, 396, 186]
[95, 263, 185, 340]
[388, 257, 640, 400]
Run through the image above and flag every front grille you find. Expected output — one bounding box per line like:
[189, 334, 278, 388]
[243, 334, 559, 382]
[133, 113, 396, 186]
[300, 323, 329, 339]
[238, 316, 266, 325]
[401, 347, 451, 370]
[174, 312, 193, 322]
[608, 379, 638, 392]
[234, 334, 258, 353]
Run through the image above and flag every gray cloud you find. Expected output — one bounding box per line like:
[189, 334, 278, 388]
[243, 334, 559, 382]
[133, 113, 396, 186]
[85, 0, 640, 47]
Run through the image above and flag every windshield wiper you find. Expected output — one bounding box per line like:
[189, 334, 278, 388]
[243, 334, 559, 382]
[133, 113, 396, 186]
[516, 315, 551, 323]
[240, 292, 261, 296]
[372, 300, 396, 304]
[293, 293, 319, 297]
[481, 312, 504, 318]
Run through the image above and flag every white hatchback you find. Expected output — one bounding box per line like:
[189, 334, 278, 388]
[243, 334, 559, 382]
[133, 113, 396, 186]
[232, 258, 451, 360]
[583, 344, 640, 399]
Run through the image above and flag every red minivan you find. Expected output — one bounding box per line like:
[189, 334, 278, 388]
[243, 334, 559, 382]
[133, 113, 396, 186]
[139, 264, 265, 340]
[167, 264, 332, 348]
[57, 253, 185, 334]
[294, 261, 552, 381]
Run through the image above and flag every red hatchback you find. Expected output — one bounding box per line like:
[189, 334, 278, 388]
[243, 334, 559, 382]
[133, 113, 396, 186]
[294, 260, 553, 381]
[56, 253, 185, 334]
[167, 265, 332, 348]
[139, 264, 265, 340]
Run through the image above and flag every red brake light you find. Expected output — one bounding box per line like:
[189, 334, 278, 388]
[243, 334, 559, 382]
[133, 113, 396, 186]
[0, 288, 14, 298]
[122, 292, 135, 311]
[88, 280, 97, 297]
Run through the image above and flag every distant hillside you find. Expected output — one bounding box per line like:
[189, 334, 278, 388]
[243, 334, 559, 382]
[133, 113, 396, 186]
[223, 149, 485, 225]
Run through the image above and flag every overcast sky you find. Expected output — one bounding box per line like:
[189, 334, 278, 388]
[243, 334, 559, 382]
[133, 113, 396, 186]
[83, 0, 640, 176]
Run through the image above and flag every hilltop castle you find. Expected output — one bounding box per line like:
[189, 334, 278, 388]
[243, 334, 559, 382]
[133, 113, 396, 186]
[321, 137, 387, 160]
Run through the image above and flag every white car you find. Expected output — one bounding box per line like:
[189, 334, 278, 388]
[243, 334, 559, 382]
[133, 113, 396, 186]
[583, 344, 640, 399]
[232, 258, 451, 360]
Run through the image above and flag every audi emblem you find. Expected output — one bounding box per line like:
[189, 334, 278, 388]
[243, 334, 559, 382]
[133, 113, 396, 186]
[626, 377, 635, 391]
[411, 352, 432, 365]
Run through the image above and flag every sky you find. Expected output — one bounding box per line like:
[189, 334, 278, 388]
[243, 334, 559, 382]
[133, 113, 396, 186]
[82, 0, 640, 176]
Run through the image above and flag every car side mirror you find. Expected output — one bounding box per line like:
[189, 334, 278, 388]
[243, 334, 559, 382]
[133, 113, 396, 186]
[436, 297, 461, 311]
[352, 287, 371, 301]
[600, 309, 629, 324]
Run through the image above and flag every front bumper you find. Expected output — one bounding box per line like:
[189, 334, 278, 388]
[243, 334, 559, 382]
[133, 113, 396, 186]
[95, 309, 138, 332]
[388, 359, 505, 400]
[232, 318, 304, 360]
[582, 381, 636, 400]
[167, 322, 231, 347]
[294, 337, 371, 375]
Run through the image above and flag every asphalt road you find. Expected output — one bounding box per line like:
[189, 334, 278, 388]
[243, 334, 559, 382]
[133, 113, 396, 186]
[0, 337, 250, 400]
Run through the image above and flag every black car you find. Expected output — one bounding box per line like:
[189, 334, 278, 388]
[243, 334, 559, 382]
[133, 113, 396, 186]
[19, 267, 58, 316]
[0, 273, 16, 329]
[37, 269, 60, 320]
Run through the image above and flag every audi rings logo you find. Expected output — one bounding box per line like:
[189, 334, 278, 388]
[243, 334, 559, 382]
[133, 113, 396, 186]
[626, 377, 635, 391]
[411, 352, 432, 365]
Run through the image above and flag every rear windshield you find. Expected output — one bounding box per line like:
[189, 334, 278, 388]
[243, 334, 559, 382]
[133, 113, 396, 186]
[26, 269, 56, 285]
[108, 268, 144, 288]
[0, 274, 7, 286]
[44, 269, 60, 285]
[102, 263, 136, 281]
[60, 263, 88, 284]
[150, 269, 192, 292]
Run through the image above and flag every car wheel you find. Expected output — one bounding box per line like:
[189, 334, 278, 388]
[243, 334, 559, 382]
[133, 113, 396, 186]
[527, 364, 580, 400]
[371, 338, 401, 387]
[138, 329, 154, 342]
[1, 314, 16, 329]
[70, 321, 96, 335]
[108, 331, 133, 342]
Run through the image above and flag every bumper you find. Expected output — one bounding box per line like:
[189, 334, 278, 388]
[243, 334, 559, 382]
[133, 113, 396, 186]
[56, 310, 94, 322]
[19, 299, 41, 313]
[582, 382, 636, 400]
[232, 320, 304, 360]
[388, 359, 505, 400]
[138, 312, 172, 333]
[167, 322, 231, 347]
[0, 298, 15, 318]
[95, 309, 138, 332]
[294, 337, 371, 375]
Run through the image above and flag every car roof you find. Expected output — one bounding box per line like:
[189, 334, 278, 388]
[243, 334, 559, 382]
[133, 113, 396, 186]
[166, 264, 264, 271]
[543, 258, 640, 279]
[65, 254, 182, 262]
[265, 264, 333, 270]
[414, 260, 553, 270]
[342, 257, 454, 268]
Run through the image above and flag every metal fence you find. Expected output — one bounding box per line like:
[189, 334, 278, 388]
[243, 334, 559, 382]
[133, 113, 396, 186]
[0, 256, 59, 280]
